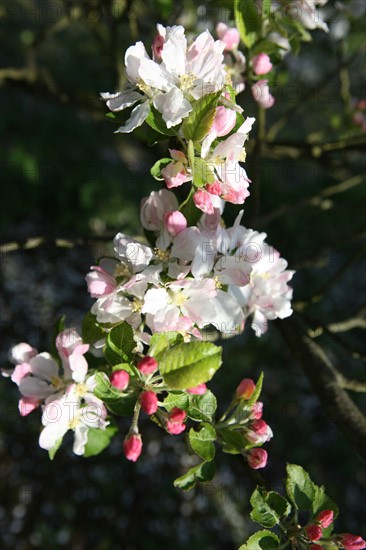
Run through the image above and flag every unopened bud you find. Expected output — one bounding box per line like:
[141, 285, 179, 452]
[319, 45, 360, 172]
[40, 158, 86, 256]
[140, 391, 158, 415]
[316, 509, 334, 528]
[306, 524, 323, 542]
[110, 369, 130, 390]
[137, 356, 158, 375]
[247, 448, 268, 469]
[123, 434, 142, 462]
[236, 378, 256, 400]
[187, 383, 207, 395]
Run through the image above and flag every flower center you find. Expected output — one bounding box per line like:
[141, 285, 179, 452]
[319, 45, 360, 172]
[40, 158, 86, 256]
[51, 375, 64, 390]
[131, 297, 143, 313]
[173, 291, 187, 307]
[114, 263, 133, 279]
[154, 248, 170, 262]
[179, 73, 196, 93]
[75, 383, 87, 397]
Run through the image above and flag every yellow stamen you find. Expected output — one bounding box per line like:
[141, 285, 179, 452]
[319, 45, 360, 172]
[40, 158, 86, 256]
[154, 248, 170, 262]
[131, 297, 143, 313]
[179, 73, 196, 92]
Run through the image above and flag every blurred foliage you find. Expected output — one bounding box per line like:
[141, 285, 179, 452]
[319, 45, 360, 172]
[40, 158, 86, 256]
[0, 0, 365, 548]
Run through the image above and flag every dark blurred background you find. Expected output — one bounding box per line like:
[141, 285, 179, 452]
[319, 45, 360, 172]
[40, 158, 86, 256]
[1, 0, 365, 548]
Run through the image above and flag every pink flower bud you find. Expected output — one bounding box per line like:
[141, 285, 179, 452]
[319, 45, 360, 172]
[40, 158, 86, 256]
[123, 434, 143, 462]
[316, 509, 334, 528]
[161, 163, 190, 189]
[306, 524, 323, 541]
[140, 391, 158, 415]
[86, 266, 116, 298]
[187, 383, 207, 395]
[247, 448, 268, 469]
[246, 419, 273, 444]
[152, 32, 164, 62]
[193, 190, 214, 215]
[137, 356, 158, 375]
[216, 22, 240, 51]
[340, 534, 366, 549]
[252, 80, 275, 109]
[251, 401, 263, 419]
[252, 53, 273, 75]
[19, 397, 40, 416]
[10, 342, 38, 365]
[206, 181, 222, 195]
[11, 363, 31, 385]
[211, 106, 237, 137]
[236, 378, 256, 400]
[164, 211, 187, 236]
[166, 407, 187, 435]
[110, 369, 130, 390]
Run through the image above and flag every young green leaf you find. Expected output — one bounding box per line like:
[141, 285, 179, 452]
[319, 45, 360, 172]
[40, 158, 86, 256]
[189, 423, 216, 461]
[239, 530, 280, 549]
[157, 342, 222, 390]
[248, 372, 264, 405]
[163, 391, 190, 412]
[94, 372, 136, 416]
[187, 390, 217, 422]
[83, 425, 118, 458]
[104, 322, 136, 365]
[146, 106, 177, 135]
[192, 158, 215, 187]
[234, 0, 261, 49]
[150, 158, 173, 180]
[149, 331, 184, 357]
[286, 464, 316, 511]
[82, 311, 105, 344]
[182, 92, 221, 142]
[219, 428, 247, 455]
[173, 460, 215, 491]
[48, 437, 63, 460]
[250, 487, 291, 528]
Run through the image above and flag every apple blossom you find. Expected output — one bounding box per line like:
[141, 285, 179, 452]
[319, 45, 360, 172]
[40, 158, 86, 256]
[236, 378, 256, 400]
[123, 434, 143, 462]
[137, 356, 158, 375]
[247, 448, 268, 469]
[187, 384, 207, 395]
[252, 53, 273, 75]
[216, 22, 240, 51]
[252, 79, 275, 109]
[110, 369, 130, 390]
[164, 211, 187, 237]
[140, 391, 159, 415]
[306, 524, 323, 541]
[316, 509, 334, 528]
[166, 407, 187, 435]
[339, 534, 366, 549]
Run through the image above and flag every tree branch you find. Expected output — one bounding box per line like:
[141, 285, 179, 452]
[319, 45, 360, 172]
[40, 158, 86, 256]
[278, 314, 366, 460]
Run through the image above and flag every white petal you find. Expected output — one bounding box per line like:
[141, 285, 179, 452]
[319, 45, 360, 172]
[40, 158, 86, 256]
[29, 352, 59, 382]
[161, 25, 187, 76]
[153, 88, 192, 128]
[68, 353, 88, 384]
[18, 377, 53, 399]
[116, 101, 150, 133]
[142, 288, 169, 314]
[73, 425, 89, 455]
[39, 421, 68, 451]
[125, 42, 150, 83]
[101, 90, 143, 111]
[139, 58, 175, 91]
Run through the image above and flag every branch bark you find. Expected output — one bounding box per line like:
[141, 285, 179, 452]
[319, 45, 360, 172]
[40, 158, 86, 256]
[278, 314, 366, 460]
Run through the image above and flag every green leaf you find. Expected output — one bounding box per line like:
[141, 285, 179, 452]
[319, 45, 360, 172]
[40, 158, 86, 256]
[187, 390, 217, 422]
[146, 106, 177, 135]
[234, 0, 261, 48]
[104, 322, 136, 365]
[163, 391, 190, 412]
[189, 423, 216, 461]
[239, 530, 280, 549]
[220, 428, 247, 455]
[182, 92, 221, 142]
[173, 461, 215, 491]
[150, 158, 172, 180]
[286, 464, 316, 511]
[262, 0, 271, 17]
[312, 485, 339, 519]
[149, 332, 184, 357]
[82, 311, 105, 344]
[94, 372, 136, 416]
[48, 437, 63, 460]
[250, 488, 291, 528]
[247, 372, 264, 405]
[83, 425, 118, 458]
[192, 158, 215, 187]
[157, 342, 222, 390]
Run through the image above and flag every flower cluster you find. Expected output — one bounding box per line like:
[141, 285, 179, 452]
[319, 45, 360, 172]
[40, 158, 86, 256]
[87, 189, 294, 339]
[2, 330, 108, 455]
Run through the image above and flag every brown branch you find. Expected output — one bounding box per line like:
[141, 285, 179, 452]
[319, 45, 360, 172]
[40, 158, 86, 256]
[278, 314, 366, 460]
